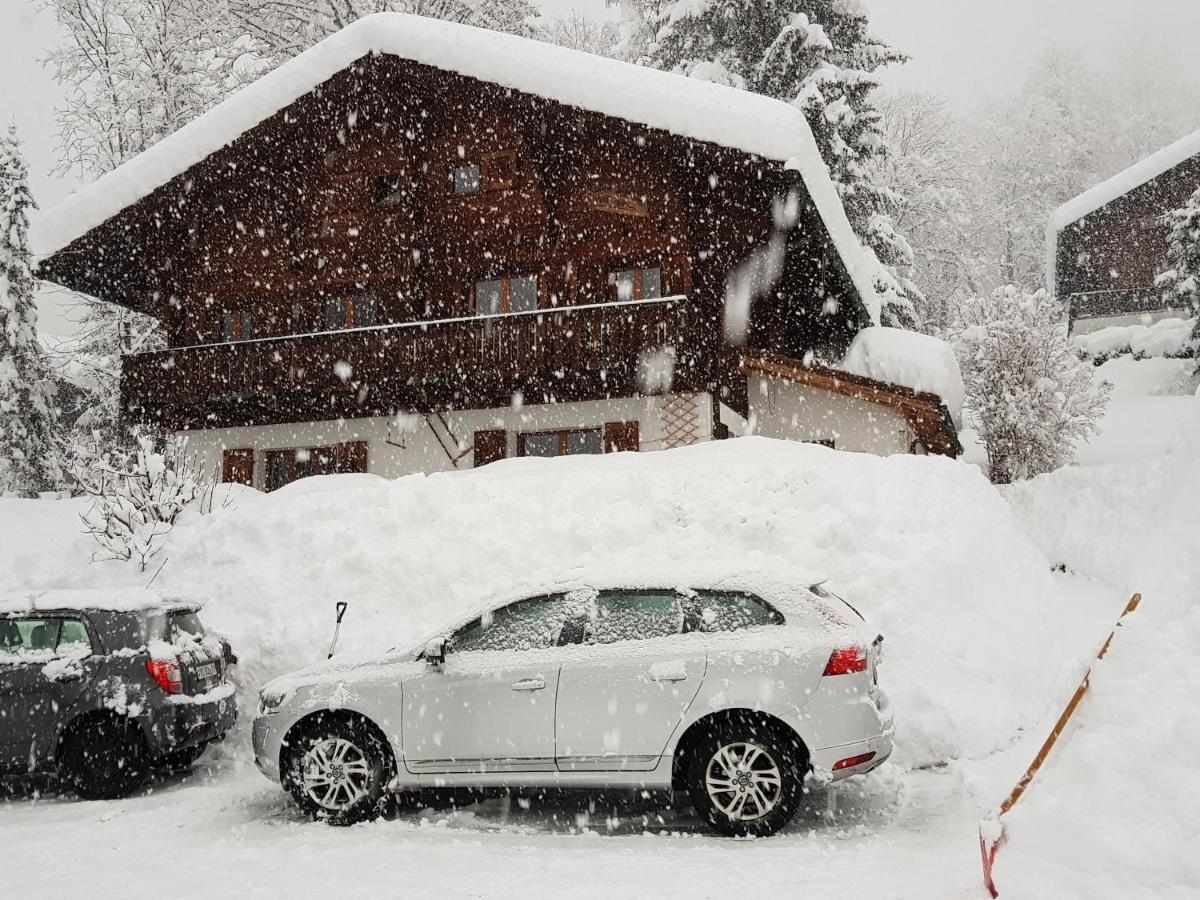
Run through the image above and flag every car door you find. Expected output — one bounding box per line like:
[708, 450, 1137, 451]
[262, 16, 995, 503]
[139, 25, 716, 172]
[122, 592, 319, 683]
[555, 589, 707, 773]
[401, 593, 584, 775]
[0, 615, 100, 772]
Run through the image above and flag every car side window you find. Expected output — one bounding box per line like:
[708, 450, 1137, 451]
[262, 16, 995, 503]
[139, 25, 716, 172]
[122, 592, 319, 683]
[593, 591, 683, 644]
[448, 593, 588, 654]
[0, 617, 94, 662]
[682, 591, 785, 633]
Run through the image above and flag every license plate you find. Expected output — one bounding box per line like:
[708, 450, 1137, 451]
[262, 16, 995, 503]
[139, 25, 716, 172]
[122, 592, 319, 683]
[194, 662, 218, 680]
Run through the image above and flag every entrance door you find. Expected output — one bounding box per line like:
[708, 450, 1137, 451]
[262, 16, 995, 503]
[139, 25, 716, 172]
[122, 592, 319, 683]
[401, 593, 581, 774]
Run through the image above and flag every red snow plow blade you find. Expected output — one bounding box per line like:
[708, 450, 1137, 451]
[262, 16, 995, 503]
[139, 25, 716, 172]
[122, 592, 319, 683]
[978, 592, 1141, 898]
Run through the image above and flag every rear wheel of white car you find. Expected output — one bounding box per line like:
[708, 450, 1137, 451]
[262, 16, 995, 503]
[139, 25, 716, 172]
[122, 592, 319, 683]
[285, 718, 390, 826]
[687, 721, 804, 837]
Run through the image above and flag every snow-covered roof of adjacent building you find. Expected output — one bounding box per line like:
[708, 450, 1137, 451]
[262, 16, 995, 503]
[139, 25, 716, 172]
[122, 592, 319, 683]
[36, 12, 879, 321]
[1050, 128, 1200, 234]
[840, 326, 965, 429]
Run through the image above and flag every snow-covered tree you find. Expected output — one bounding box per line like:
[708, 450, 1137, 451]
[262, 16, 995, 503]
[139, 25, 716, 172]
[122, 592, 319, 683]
[1156, 187, 1200, 353]
[949, 286, 1109, 485]
[73, 432, 209, 570]
[535, 11, 619, 56]
[0, 127, 63, 496]
[639, 0, 917, 327]
[226, 0, 538, 66]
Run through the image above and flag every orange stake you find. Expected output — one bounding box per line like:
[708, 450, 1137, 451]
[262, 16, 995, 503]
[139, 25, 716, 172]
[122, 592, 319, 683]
[979, 592, 1141, 897]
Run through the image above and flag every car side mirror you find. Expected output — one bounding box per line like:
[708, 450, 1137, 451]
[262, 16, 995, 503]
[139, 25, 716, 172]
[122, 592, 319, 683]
[424, 636, 447, 670]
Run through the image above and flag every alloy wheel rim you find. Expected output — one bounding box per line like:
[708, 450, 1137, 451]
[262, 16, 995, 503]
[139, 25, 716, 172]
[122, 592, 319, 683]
[301, 737, 373, 811]
[704, 741, 783, 822]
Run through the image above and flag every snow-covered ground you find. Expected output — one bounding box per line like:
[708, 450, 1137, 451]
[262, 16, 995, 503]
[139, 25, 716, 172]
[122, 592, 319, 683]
[2, 354, 1196, 898]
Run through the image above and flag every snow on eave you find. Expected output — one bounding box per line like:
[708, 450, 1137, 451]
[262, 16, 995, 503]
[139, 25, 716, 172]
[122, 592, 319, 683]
[1049, 128, 1200, 235]
[34, 11, 874, 317]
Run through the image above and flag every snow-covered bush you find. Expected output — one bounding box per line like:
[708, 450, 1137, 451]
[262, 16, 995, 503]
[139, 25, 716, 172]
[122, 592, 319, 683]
[949, 286, 1110, 484]
[72, 433, 210, 571]
[1156, 186, 1200, 359]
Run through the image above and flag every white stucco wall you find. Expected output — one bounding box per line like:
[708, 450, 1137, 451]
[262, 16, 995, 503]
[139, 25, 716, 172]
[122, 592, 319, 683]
[746, 375, 914, 455]
[180, 393, 714, 488]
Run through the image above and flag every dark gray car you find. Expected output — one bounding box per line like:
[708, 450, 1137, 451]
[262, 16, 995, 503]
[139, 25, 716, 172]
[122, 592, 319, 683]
[0, 595, 237, 799]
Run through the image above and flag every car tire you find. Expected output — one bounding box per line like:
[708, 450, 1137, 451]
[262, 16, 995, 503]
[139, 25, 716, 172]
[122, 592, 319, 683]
[686, 718, 806, 837]
[157, 743, 207, 772]
[59, 716, 150, 801]
[284, 717, 391, 826]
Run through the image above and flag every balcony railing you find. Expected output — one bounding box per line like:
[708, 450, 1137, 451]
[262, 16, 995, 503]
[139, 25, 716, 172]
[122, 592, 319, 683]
[122, 296, 709, 429]
[1066, 287, 1178, 322]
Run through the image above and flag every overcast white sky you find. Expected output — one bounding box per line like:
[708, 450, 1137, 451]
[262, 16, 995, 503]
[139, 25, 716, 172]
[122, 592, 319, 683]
[3, 0, 1200, 333]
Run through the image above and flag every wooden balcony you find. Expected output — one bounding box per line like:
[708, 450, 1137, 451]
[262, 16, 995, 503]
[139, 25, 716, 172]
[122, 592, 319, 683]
[122, 296, 716, 430]
[1066, 288, 1178, 325]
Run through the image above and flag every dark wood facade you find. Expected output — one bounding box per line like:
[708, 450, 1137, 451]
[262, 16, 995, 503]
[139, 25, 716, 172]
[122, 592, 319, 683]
[40, 54, 868, 431]
[1055, 151, 1200, 329]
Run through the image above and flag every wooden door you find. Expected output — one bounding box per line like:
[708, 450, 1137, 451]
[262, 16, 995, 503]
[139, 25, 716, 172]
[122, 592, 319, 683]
[473, 429, 507, 467]
[221, 449, 255, 485]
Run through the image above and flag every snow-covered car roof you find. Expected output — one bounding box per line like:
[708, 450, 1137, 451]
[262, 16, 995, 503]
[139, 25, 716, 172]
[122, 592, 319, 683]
[0, 589, 201, 617]
[35, 12, 879, 322]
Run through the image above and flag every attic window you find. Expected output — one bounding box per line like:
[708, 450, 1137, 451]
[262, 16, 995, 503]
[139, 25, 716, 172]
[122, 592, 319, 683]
[452, 163, 481, 195]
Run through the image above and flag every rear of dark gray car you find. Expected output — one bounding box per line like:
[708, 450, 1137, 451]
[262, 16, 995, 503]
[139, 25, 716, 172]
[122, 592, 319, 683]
[0, 601, 236, 799]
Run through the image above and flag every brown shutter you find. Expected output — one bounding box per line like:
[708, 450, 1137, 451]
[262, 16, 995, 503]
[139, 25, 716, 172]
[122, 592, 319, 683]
[604, 421, 640, 453]
[221, 449, 255, 485]
[473, 429, 507, 467]
[335, 440, 369, 474]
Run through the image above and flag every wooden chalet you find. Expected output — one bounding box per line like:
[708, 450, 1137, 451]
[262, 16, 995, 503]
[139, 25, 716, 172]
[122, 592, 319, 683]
[1052, 131, 1200, 333]
[38, 14, 957, 490]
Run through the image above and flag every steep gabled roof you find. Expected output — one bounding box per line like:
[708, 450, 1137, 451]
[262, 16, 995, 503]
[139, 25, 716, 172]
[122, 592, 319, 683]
[37, 12, 879, 322]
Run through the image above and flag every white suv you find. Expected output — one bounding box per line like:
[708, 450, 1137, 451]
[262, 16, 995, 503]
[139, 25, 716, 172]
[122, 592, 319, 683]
[252, 574, 892, 836]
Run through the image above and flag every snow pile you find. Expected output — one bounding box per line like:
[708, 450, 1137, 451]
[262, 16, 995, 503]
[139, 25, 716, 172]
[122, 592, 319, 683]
[1074, 316, 1197, 361]
[841, 326, 965, 427]
[1001, 388, 1200, 897]
[0, 439, 1103, 769]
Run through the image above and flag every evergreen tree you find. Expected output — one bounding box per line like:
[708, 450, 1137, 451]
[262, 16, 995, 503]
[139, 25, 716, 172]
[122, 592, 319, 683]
[1157, 186, 1200, 356]
[0, 127, 63, 495]
[639, 0, 918, 326]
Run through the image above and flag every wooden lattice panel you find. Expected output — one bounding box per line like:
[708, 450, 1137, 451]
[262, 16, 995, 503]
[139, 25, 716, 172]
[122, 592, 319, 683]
[661, 393, 703, 449]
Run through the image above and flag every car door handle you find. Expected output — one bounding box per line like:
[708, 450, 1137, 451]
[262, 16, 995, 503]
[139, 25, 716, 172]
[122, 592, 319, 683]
[648, 670, 688, 683]
[511, 677, 546, 691]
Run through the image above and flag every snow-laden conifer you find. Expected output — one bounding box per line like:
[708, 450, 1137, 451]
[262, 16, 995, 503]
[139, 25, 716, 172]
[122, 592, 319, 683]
[0, 127, 63, 495]
[1156, 186, 1200, 359]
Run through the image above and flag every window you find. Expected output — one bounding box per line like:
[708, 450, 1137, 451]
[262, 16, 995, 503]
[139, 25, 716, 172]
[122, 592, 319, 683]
[482, 151, 517, 190]
[222, 449, 254, 486]
[611, 266, 663, 302]
[264, 442, 368, 492]
[518, 428, 603, 458]
[452, 162, 481, 195]
[372, 174, 406, 206]
[0, 617, 93, 661]
[680, 591, 785, 634]
[474, 429, 507, 467]
[475, 275, 539, 316]
[321, 295, 377, 331]
[221, 310, 253, 342]
[448, 594, 587, 654]
[593, 591, 683, 645]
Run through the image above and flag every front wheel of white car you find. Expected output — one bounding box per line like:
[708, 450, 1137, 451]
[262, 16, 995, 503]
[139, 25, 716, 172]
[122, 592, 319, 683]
[687, 722, 805, 837]
[285, 717, 390, 826]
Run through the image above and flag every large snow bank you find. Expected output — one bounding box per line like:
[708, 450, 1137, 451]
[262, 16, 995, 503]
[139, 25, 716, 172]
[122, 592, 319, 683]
[0, 439, 1102, 769]
[841, 326, 965, 428]
[1001, 389, 1200, 897]
[36, 14, 878, 318]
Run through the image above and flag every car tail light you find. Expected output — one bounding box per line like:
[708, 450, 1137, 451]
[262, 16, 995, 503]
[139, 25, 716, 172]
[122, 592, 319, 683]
[823, 646, 868, 676]
[833, 751, 876, 771]
[146, 658, 183, 694]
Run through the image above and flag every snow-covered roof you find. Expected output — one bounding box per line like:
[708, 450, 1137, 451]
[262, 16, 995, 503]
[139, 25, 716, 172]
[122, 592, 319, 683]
[36, 13, 879, 318]
[840, 326, 965, 429]
[0, 589, 200, 616]
[1050, 128, 1200, 234]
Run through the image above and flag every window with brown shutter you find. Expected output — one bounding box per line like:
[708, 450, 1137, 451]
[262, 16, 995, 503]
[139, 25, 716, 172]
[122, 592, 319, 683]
[604, 421, 640, 453]
[473, 430, 507, 467]
[221, 449, 255, 485]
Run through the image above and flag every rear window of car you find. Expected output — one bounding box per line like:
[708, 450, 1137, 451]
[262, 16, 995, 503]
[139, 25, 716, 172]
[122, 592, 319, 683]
[682, 591, 785, 633]
[168, 610, 206, 640]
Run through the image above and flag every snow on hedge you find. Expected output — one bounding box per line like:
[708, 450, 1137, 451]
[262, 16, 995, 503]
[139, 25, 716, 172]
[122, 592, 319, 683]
[1073, 316, 1197, 361]
[36, 13, 879, 318]
[1002, 389, 1200, 896]
[0, 438, 1106, 769]
[841, 326, 965, 427]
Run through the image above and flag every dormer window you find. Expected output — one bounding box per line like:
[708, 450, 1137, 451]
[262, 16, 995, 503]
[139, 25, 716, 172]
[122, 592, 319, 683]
[611, 266, 662, 302]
